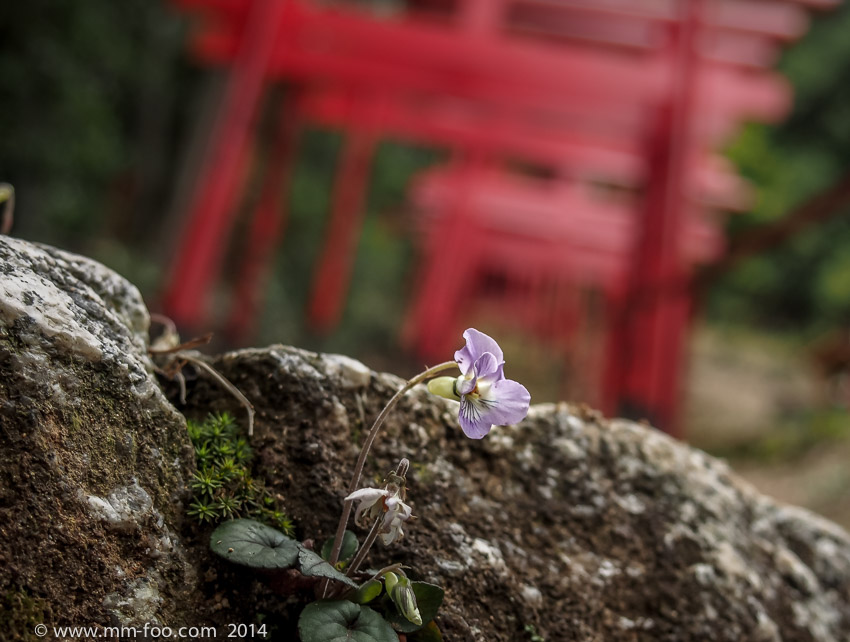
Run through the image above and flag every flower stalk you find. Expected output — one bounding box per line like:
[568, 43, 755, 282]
[345, 512, 383, 577]
[324, 361, 457, 586]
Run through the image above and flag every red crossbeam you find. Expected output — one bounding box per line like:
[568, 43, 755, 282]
[188, 1, 790, 124]
[412, 169, 724, 262]
[301, 87, 753, 209]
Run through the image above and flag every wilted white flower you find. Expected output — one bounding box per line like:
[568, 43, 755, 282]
[346, 486, 413, 545]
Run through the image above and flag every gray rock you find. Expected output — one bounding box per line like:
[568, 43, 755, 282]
[0, 237, 197, 633]
[190, 346, 850, 642]
[2, 237, 849, 641]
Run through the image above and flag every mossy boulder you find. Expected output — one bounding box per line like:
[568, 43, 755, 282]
[182, 347, 850, 641]
[0, 236, 197, 633]
[2, 236, 850, 641]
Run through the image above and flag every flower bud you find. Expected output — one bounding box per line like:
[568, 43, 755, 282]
[390, 575, 422, 626]
[383, 571, 399, 595]
[427, 376, 460, 400]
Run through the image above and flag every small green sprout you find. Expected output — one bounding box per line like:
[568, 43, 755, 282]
[208, 412, 238, 439]
[216, 457, 241, 480]
[194, 443, 212, 467]
[214, 440, 236, 459]
[262, 509, 295, 536]
[233, 438, 253, 463]
[215, 495, 243, 519]
[191, 469, 223, 498]
[188, 500, 220, 523]
[185, 413, 294, 533]
[186, 420, 204, 443]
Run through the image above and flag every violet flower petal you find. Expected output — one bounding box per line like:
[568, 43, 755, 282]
[483, 378, 531, 426]
[458, 377, 530, 439]
[473, 352, 505, 384]
[458, 397, 497, 439]
[455, 328, 504, 375]
[457, 351, 501, 395]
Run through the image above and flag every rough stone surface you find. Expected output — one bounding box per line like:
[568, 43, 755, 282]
[183, 348, 850, 642]
[0, 237, 197, 637]
[2, 237, 850, 641]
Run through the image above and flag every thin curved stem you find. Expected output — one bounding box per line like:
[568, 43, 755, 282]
[345, 362, 455, 496]
[183, 354, 255, 436]
[323, 361, 457, 591]
[346, 514, 383, 577]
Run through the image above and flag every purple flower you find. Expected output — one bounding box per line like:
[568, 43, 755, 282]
[428, 328, 530, 439]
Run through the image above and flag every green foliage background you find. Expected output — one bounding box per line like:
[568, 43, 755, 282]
[0, 1, 194, 255]
[711, 4, 850, 335]
[2, 0, 850, 353]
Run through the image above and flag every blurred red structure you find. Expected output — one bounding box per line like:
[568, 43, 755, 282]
[161, 0, 837, 435]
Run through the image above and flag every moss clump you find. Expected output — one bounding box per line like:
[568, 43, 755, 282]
[0, 589, 47, 642]
[186, 413, 294, 535]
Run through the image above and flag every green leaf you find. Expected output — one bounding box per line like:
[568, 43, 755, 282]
[210, 519, 357, 588]
[409, 621, 444, 642]
[298, 601, 399, 642]
[352, 579, 383, 604]
[210, 519, 299, 569]
[321, 530, 359, 565]
[298, 548, 357, 588]
[386, 582, 444, 633]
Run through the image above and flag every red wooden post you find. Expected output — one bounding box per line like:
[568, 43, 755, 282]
[161, 0, 288, 328]
[225, 90, 302, 342]
[603, 0, 703, 435]
[401, 155, 487, 356]
[307, 107, 377, 332]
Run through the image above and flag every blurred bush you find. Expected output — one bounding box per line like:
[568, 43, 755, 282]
[712, 4, 850, 336]
[0, 0, 198, 290]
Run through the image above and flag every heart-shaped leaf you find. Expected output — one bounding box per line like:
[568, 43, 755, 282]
[321, 530, 359, 565]
[210, 519, 356, 588]
[210, 518, 299, 568]
[298, 600, 399, 642]
[298, 547, 357, 588]
[386, 582, 445, 633]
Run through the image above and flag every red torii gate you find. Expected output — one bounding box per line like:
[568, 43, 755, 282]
[401, 164, 723, 335]
[164, 0, 791, 324]
[161, 0, 834, 434]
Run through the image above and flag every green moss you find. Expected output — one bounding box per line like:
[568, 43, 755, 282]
[0, 590, 47, 642]
[523, 624, 545, 642]
[186, 413, 294, 535]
